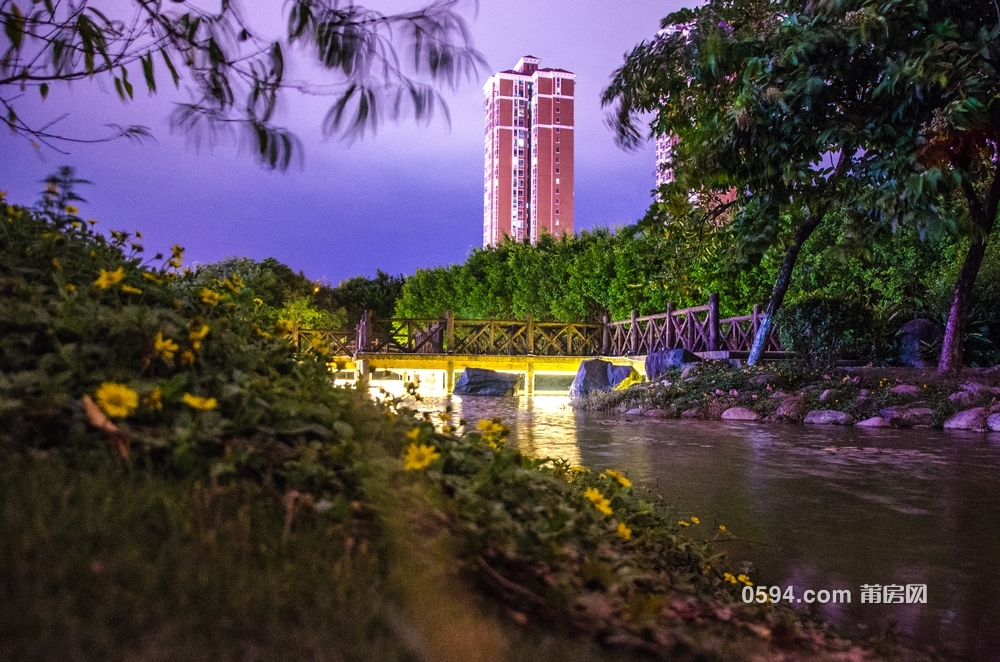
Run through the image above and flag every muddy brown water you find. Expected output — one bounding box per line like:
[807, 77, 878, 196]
[417, 394, 1000, 660]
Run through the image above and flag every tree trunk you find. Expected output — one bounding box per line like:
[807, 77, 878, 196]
[747, 215, 822, 365]
[938, 172, 1000, 373]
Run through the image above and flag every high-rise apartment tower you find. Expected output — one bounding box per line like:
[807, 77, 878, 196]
[483, 56, 575, 247]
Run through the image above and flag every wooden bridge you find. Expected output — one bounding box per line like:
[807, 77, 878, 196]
[288, 295, 784, 394]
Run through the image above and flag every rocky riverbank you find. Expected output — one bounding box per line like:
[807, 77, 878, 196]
[577, 362, 1000, 433]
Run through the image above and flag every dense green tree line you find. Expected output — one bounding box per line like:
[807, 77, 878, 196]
[393, 219, 990, 334]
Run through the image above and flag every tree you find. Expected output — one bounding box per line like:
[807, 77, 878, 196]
[603, 0, 868, 364]
[1, 0, 484, 168]
[733, 0, 1000, 372]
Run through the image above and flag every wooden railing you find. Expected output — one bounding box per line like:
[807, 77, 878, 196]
[351, 311, 604, 356]
[294, 294, 781, 358]
[605, 295, 781, 356]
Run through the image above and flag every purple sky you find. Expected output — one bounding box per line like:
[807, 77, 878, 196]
[0, 1, 688, 285]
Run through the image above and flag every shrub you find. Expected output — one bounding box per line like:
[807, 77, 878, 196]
[775, 297, 875, 366]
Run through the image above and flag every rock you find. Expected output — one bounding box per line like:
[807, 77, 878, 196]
[776, 396, 806, 420]
[644, 409, 670, 418]
[803, 410, 855, 425]
[890, 384, 923, 397]
[819, 389, 836, 402]
[856, 416, 892, 428]
[943, 407, 987, 431]
[879, 405, 935, 428]
[646, 349, 702, 380]
[858, 389, 870, 398]
[680, 363, 702, 380]
[681, 408, 700, 419]
[949, 391, 976, 406]
[960, 381, 1000, 396]
[749, 375, 770, 386]
[896, 318, 943, 367]
[988, 413, 1000, 432]
[721, 407, 761, 421]
[625, 408, 642, 416]
[568, 359, 640, 399]
[729, 389, 739, 397]
[452, 368, 519, 396]
[770, 390, 788, 400]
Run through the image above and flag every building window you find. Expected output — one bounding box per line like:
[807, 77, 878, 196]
[555, 188, 559, 193]
[555, 147, 560, 153]
[555, 209, 559, 215]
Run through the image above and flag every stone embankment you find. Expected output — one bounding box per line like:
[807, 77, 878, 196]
[581, 362, 1000, 433]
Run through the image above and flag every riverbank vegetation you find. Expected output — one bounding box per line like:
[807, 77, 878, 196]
[395, 210, 1000, 366]
[1, 190, 902, 659]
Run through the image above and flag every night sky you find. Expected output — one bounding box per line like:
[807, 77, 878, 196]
[0, 1, 688, 285]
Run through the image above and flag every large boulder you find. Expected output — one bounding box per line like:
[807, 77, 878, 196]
[569, 359, 641, 399]
[879, 405, 935, 428]
[803, 410, 855, 425]
[856, 416, 892, 428]
[646, 349, 701, 381]
[452, 368, 519, 396]
[943, 407, 987, 431]
[988, 413, 1000, 432]
[721, 407, 761, 422]
[896, 318, 943, 368]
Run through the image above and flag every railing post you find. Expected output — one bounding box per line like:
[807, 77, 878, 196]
[356, 310, 371, 353]
[666, 302, 675, 349]
[601, 315, 609, 355]
[446, 311, 455, 353]
[708, 293, 721, 351]
[629, 310, 638, 355]
[526, 314, 535, 355]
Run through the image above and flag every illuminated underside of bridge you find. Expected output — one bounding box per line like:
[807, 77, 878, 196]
[330, 353, 647, 395]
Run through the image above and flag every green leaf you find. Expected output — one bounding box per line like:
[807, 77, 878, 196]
[4, 4, 25, 50]
[141, 54, 156, 93]
[161, 48, 180, 88]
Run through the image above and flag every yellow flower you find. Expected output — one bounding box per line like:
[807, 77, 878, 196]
[94, 382, 139, 419]
[93, 267, 125, 289]
[224, 275, 244, 293]
[583, 487, 612, 516]
[65, 283, 77, 293]
[142, 272, 162, 284]
[403, 443, 440, 470]
[51, 258, 62, 271]
[678, 520, 690, 527]
[120, 285, 143, 295]
[180, 350, 196, 365]
[253, 323, 272, 339]
[200, 288, 222, 306]
[605, 469, 632, 488]
[737, 574, 752, 586]
[189, 323, 210, 350]
[143, 387, 163, 411]
[182, 393, 218, 410]
[253, 297, 264, 307]
[406, 427, 422, 441]
[569, 465, 590, 474]
[723, 572, 738, 584]
[167, 244, 184, 268]
[441, 425, 454, 434]
[719, 525, 727, 532]
[690, 516, 700, 525]
[617, 521, 632, 540]
[154, 332, 178, 361]
[64, 205, 79, 215]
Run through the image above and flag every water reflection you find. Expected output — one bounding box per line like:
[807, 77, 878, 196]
[415, 394, 1000, 660]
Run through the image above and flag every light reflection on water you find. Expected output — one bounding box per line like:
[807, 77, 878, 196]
[416, 394, 1000, 661]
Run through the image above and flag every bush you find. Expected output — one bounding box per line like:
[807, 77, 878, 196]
[775, 297, 876, 366]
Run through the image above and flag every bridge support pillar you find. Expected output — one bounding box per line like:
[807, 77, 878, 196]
[355, 358, 369, 389]
[525, 359, 535, 396]
[446, 359, 455, 393]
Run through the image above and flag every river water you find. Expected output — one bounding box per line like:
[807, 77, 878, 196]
[415, 394, 1000, 660]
